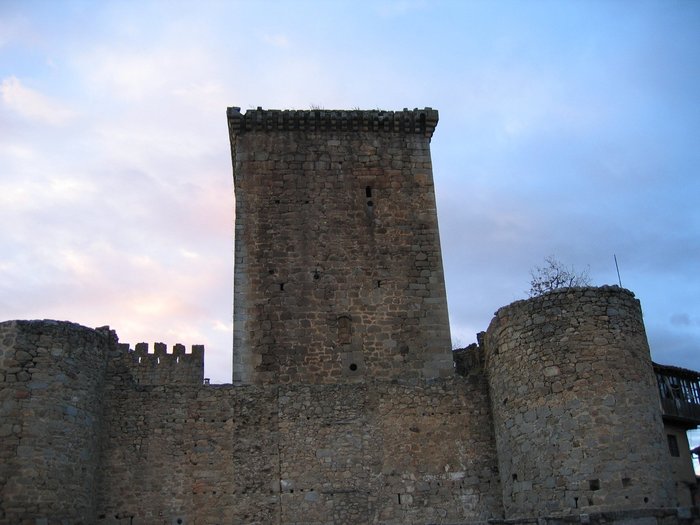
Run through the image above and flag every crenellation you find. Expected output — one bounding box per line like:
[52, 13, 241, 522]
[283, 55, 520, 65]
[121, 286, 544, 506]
[121, 341, 204, 385]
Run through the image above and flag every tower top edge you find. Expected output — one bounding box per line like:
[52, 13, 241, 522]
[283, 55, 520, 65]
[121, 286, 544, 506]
[226, 106, 439, 138]
[490, 285, 637, 321]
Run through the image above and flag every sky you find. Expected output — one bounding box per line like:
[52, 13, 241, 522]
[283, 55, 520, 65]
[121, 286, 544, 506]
[1, 0, 699, 394]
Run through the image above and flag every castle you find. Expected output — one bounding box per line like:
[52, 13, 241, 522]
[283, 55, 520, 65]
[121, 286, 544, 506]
[0, 107, 698, 525]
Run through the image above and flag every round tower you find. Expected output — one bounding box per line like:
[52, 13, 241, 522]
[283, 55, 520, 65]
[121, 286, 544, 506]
[484, 286, 674, 518]
[0, 320, 113, 524]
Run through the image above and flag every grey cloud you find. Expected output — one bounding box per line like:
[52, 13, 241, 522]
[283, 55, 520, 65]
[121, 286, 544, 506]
[671, 313, 692, 327]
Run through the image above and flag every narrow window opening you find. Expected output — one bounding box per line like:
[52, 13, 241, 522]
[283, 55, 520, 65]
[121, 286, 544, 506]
[338, 316, 352, 345]
[667, 434, 680, 457]
[622, 477, 632, 487]
[176, 356, 180, 363]
[280, 283, 285, 291]
[512, 473, 517, 481]
[589, 479, 600, 491]
[157, 357, 160, 364]
[397, 493, 402, 504]
[573, 497, 578, 508]
[644, 496, 649, 504]
[138, 356, 142, 363]
[376, 280, 381, 288]
[365, 186, 372, 198]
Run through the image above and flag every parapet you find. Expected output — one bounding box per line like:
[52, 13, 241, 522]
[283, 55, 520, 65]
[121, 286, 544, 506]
[121, 341, 204, 385]
[227, 106, 439, 138]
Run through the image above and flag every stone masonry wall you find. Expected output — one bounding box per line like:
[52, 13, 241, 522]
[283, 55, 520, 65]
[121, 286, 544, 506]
[484, 286, 676, 519]
[3, 101, 697, 525]
[1, 302, 695, 525]
[228, 107, 453, 385]
[0, 320, 114, 525]
[95, 377, 502, 525]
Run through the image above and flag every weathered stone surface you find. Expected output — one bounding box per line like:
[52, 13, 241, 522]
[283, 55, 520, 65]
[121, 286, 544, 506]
[485, 286, 676, 519]
[229, 107, 453, 385]
[95, 376, 500, 524]
[0, 320, 112, 525]
[0, 107, 691, 525]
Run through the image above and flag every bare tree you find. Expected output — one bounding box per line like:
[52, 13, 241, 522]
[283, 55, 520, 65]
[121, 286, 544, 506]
[527, 255, 591, 297]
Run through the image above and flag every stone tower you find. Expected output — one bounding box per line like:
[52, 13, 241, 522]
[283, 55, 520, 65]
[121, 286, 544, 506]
[227, 107, 454, 385]
[484, 287, 675, 518]
[0, 321, 113, 523]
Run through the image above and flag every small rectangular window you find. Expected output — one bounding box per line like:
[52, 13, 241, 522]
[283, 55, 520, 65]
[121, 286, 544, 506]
[667, 434, 680, 457]
[337, 316, 352, 345]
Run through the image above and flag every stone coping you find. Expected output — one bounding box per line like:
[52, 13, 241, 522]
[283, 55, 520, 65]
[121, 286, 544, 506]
[227, 106, 439, 138]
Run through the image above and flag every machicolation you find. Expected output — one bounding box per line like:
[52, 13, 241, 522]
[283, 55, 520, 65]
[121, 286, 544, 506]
[0, 107, 698, 525]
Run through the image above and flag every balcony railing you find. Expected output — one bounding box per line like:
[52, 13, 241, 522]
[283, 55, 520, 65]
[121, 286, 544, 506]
[654, 362, 700, 426]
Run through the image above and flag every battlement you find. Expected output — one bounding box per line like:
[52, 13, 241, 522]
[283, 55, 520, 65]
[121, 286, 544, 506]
[227, 106, 439, 138]
[120, 341, 204, 385]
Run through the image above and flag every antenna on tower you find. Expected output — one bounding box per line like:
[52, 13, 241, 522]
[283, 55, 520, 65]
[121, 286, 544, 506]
[614, 254, 622, 287]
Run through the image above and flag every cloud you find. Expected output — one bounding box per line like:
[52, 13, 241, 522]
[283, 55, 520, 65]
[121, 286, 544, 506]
[78, 51, 165, 101]
[0, 10, 31, 50]
[374, 0, 427, 18]
[0, 76, 76, 125]
[670, 313, 691, 326]
[213, 320, 233, 332]
[1, 0, 699, 385]
[263, 33, 290, 48]
[77, 44, 222, 103]
[0, 142, 34, 159]
[647, 323, 700, 371]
